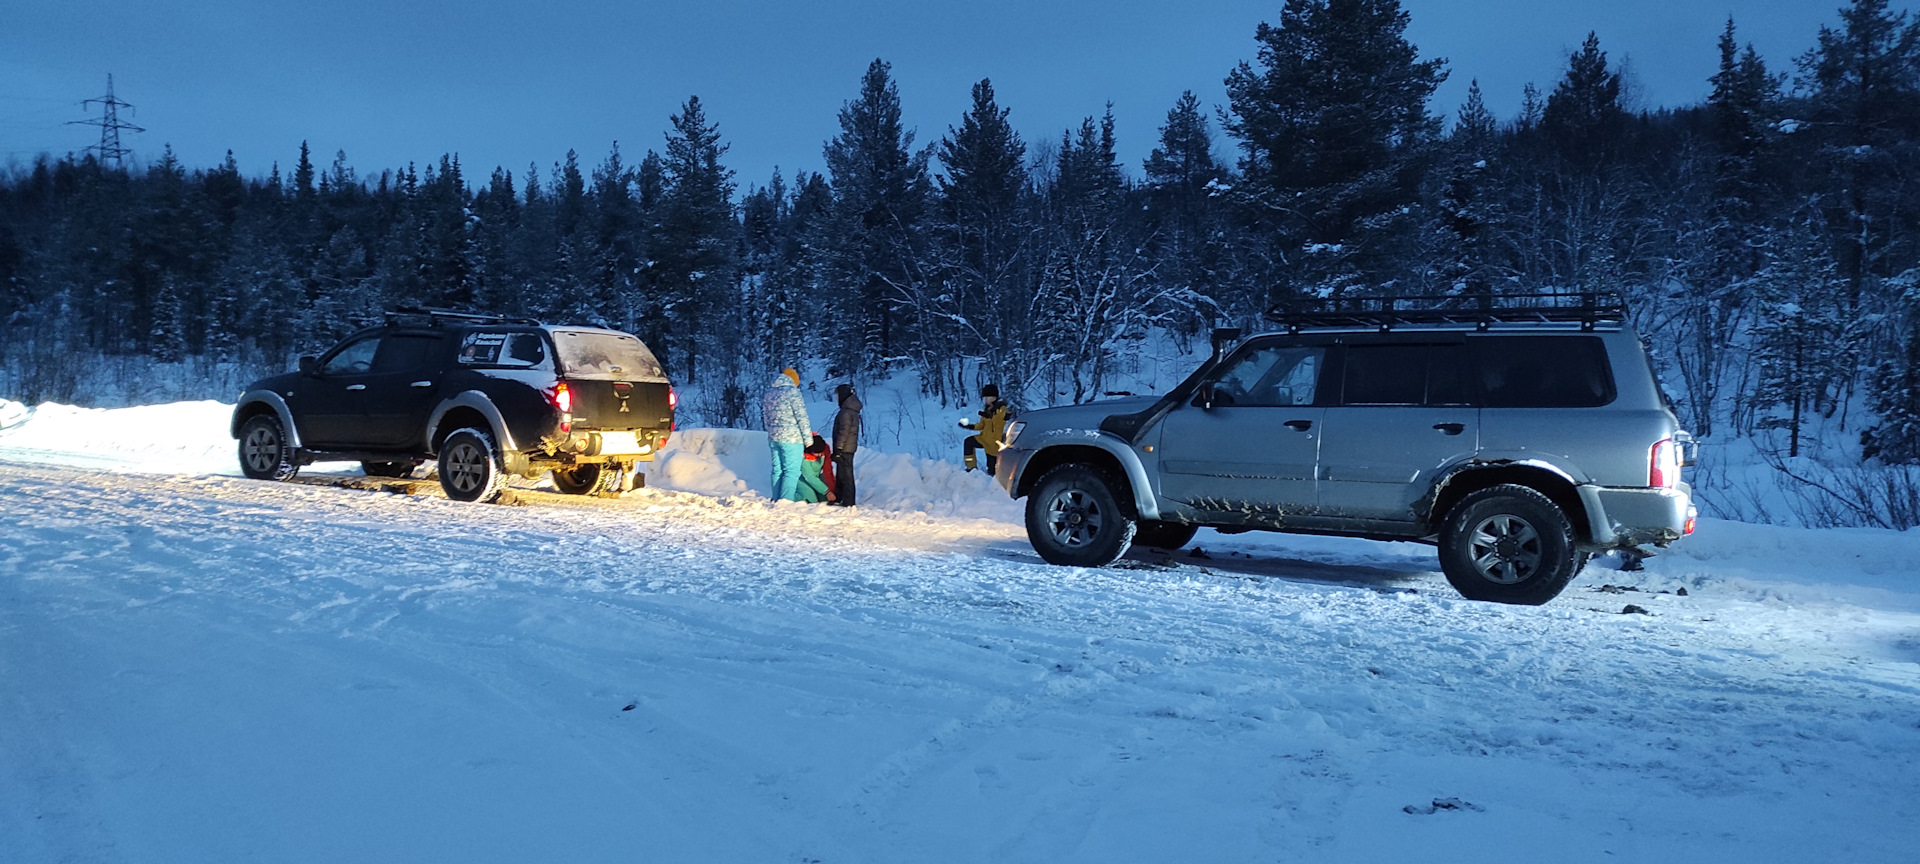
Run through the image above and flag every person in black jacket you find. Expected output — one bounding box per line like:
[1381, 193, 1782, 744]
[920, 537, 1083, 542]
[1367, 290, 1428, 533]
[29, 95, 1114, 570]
[830, 383, 862, 507]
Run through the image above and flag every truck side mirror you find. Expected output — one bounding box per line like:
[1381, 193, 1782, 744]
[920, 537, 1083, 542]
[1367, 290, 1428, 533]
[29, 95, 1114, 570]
[1193, 382, 1216, 411]
[299, 356, 319, 376]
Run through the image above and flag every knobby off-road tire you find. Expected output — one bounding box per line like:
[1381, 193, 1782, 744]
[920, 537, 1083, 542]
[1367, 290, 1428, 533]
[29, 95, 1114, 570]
[1133, 520, 1199, 551]
[551, 463, 618, 496]
[1025, 463, 1137, 568]
[361, 460, 419, 479]
[237, 413, 299, 482]
[437, 427, 506, 503]
[1437, 484, 1586, 605]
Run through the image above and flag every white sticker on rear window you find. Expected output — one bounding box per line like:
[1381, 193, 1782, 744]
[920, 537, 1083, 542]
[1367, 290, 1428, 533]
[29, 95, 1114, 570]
[459, 333, 507, 365]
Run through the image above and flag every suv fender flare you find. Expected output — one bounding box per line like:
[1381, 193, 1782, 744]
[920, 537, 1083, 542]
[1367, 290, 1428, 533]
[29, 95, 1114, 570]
[232, 390, 304, 449]
[1424, 455, 1600, 542]
[1020, 432, 1162, 521]
[427, 391, 519, 454]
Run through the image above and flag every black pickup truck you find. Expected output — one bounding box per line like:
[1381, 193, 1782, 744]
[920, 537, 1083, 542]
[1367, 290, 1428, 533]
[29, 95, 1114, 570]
[231, 308, 676, 502]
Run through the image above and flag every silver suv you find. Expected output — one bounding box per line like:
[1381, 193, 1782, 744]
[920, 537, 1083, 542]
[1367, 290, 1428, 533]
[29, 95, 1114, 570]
[994, 294, 1697, 605]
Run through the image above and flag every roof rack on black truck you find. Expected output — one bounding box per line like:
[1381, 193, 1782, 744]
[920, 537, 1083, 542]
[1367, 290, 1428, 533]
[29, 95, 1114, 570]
[995, 291, 1697, 605]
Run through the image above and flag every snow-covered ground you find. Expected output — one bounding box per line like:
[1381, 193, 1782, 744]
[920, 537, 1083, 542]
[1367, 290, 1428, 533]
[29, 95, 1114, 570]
[3, 399, 1919, 862]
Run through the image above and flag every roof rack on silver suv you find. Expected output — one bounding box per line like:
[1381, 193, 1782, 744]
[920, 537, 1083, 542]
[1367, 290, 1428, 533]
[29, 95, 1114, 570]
[1263, 291, 1627, 332]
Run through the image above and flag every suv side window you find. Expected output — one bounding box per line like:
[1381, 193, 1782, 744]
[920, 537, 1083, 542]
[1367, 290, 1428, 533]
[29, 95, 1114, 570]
[319, 336, 380, 375]
[372, 334, 445, 372]
[1341, 344, 1425, 405]
[1470, 336, 1614, 407]
[1340, 343, 1472, 406]
[1213, 345, 1324, 407]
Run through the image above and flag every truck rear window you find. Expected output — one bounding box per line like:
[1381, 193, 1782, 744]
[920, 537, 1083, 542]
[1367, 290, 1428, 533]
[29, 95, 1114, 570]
[1469, 336, 1614, 408]
[553, 331, 667, 380]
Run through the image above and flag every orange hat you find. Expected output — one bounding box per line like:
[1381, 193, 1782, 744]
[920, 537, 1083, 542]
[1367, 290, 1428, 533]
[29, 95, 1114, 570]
[782, 368, 800, 386]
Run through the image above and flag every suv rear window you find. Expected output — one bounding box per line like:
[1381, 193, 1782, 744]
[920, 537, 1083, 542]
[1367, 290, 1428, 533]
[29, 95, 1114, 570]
[553, 331, 667, 380]
[1469, 336, 1614, 408]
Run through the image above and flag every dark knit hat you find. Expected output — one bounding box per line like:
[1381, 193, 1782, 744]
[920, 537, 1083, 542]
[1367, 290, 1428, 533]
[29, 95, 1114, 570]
[980, 383, 999, 399]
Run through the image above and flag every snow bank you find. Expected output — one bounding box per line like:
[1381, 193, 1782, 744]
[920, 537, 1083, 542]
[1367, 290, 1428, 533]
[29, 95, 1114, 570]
[0, 399, 237, 475]
[646, 426, 1019, 521]
[0, 398, 1020, 522]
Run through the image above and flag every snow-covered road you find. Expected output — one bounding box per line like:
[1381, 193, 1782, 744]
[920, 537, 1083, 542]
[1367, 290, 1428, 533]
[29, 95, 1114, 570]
[4, 457, 1918, 862]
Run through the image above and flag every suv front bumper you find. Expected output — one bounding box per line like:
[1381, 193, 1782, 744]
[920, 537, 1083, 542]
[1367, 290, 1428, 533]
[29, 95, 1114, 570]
[1579, 482, 1696, 548]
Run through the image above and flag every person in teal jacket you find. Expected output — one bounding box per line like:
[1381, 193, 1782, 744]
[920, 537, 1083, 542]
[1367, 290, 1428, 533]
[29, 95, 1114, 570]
[797, 434, 832, 503]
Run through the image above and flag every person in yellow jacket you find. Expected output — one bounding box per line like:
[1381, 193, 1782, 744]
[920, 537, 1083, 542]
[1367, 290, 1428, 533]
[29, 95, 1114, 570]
[961, 383, 1010, 476]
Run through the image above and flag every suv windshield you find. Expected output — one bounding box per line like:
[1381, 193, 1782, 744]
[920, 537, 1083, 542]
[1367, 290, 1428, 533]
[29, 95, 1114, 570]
[552, 330, 667, 380]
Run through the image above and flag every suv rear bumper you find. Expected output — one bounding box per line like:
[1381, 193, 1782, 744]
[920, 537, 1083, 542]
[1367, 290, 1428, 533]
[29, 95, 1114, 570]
[1579, 482, 1695, 548]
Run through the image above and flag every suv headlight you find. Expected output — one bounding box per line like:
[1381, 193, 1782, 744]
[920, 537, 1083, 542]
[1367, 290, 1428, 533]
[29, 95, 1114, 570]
[1002, 420, 1026, 448]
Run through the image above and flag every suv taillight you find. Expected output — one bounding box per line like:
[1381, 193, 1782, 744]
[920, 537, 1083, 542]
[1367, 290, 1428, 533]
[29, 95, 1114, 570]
[552, 381, 573, 414]
[667, 386, 678, 412]
[1650, 439, 1679, 488]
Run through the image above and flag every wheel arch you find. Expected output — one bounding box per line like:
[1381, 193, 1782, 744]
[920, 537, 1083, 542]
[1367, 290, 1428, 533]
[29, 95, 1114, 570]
[1425, 461, 1594, 543]
[1013, 440, 1160, 520]
[231, 390, 303, 449]
[426, 391, 517, 454]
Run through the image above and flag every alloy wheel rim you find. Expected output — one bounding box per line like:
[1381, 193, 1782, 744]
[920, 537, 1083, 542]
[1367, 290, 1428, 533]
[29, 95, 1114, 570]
[1468, 513, 1542, 584]
[244, 426, 279, 472]
[447, 442, 486, 493]
[1045, 487, 1104, 547]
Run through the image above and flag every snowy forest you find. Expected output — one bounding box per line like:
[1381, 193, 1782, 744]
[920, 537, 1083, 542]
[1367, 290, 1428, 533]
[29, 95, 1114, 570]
[3, 0, 1919, 524]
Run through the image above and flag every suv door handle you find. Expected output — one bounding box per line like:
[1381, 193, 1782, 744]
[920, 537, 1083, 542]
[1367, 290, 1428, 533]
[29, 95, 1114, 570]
[1433, 422, 1465, 435]
[1284, 419, 1313, 432]
[410, 380, 433, 388]
[345, 384, 366, 391]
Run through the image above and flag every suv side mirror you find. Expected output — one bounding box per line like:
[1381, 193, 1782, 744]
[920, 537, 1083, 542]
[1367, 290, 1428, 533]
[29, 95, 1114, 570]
[1193, 382, 1216, 411]
[298, 356, 319, 376]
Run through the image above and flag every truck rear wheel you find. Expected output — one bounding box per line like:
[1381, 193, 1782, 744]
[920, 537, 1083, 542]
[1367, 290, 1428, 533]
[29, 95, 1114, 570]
[1438, 484, 1584, 605]
[551, 463, 618, 496]
[438, 428, 505, 503]
[1025, 464, 1136, 567]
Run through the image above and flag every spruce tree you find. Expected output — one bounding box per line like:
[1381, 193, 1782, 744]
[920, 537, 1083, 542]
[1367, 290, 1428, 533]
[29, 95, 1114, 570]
[1223, 0, 1447, 300]
[934, 78, 1030, 396]
[821, 58, 932, 374]
[654, 95, 737, 383]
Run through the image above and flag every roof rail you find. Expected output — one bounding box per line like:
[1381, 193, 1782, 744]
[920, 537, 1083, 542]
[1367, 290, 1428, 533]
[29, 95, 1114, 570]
[385, 306, 542, 328]
[1263, 291, 1627, 332]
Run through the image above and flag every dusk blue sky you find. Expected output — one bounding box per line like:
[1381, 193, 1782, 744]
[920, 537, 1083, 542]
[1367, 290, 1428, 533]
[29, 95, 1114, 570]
[0, 1, 1891, 187]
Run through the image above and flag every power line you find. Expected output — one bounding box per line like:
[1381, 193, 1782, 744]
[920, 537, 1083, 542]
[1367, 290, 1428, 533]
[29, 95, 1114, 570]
[66, 74, 144, 168]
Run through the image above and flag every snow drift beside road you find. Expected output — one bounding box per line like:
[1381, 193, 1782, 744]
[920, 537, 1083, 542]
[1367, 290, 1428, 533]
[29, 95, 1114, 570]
[0, 398, 1021, 520]
[0, 399, 236, 474]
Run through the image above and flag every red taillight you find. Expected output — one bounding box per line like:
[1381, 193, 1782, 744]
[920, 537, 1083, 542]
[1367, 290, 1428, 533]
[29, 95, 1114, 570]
[552, 381, 573, 414]
[1684, 516, 1696, 535]
[667, 386, 678, 412]
[1650, 439, 1678, 488]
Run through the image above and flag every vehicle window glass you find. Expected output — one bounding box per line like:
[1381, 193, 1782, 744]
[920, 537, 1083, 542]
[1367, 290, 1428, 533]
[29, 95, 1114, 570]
[1342, 344, 1427, 405]
[1471, 336, 1615, 408]
[319, 336, 380, 375]
[1427, 344, 1470, 405]
[371, 334, 444, 372]
[1212, 345, 1323, 407]
[458, 331, 547, 368]
[554, 331, 666, 379]
[505, 333, 547, 366]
